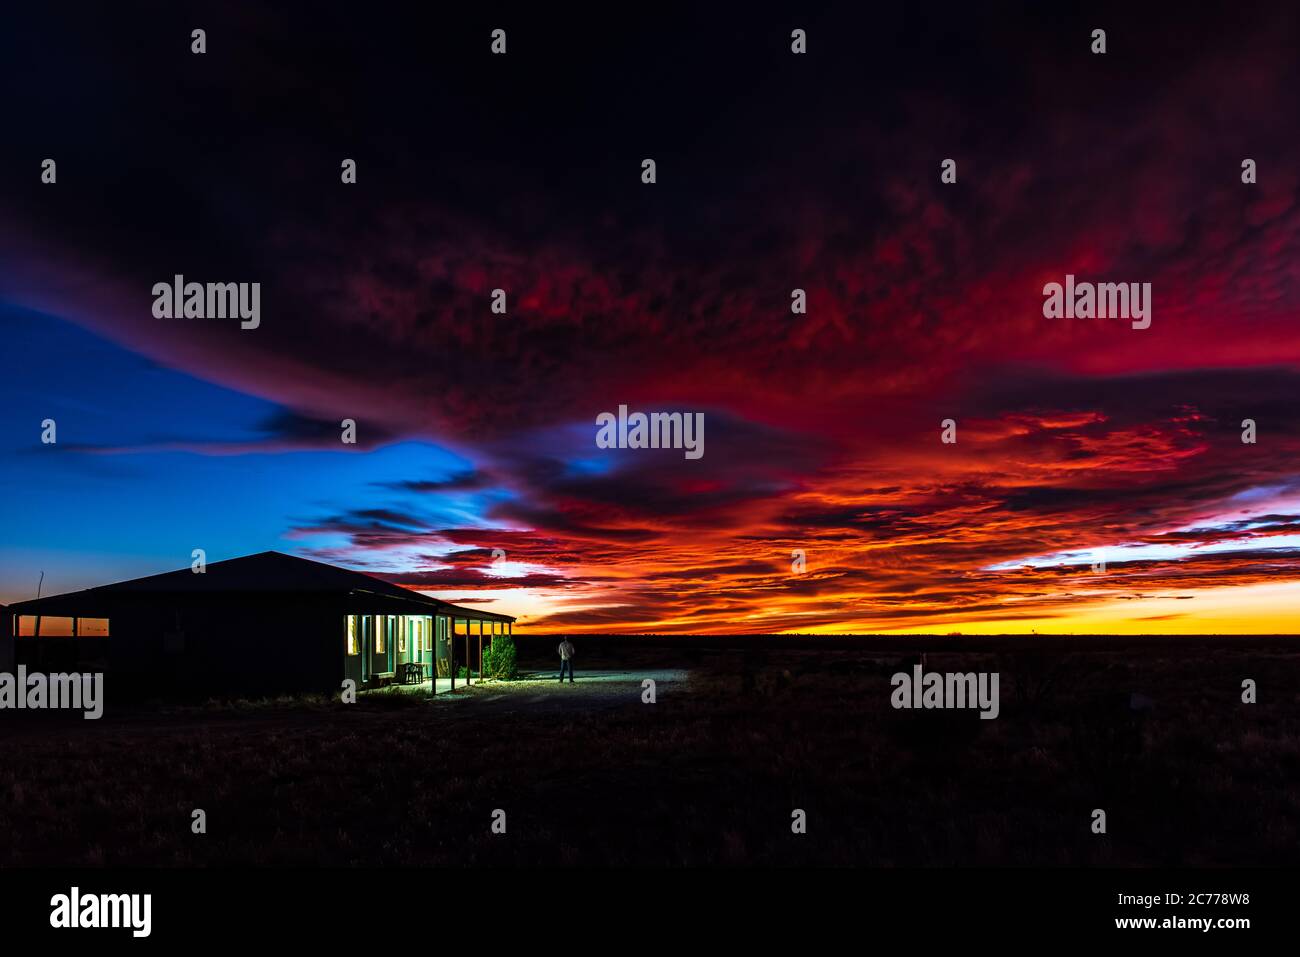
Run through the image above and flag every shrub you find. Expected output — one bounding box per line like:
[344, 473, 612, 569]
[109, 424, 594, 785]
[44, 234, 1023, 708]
[481, 633, 519, 680]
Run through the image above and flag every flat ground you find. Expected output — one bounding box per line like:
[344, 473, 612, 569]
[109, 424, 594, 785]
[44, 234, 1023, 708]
[2, 636, 1298, 866]
[411, 668, 689, 715]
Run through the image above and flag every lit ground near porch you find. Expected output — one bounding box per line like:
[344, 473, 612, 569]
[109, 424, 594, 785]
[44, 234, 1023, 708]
[368, 669, 692, 714]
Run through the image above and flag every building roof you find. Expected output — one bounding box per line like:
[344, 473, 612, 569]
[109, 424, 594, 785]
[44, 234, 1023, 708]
[6, 551, 515, 622]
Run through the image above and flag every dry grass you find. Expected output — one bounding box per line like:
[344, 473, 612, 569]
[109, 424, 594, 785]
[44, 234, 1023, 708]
[2, 639, 1298, 866]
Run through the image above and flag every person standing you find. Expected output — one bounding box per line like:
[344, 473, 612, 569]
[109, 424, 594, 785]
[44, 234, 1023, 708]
[557, 637, 576, 683]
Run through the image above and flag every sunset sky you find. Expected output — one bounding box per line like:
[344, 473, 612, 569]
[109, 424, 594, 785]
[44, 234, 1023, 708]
[2, 4, 1298, 633]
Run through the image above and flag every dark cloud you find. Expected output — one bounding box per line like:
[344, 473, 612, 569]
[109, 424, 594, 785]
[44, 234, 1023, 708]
[377, 471, 491, 493]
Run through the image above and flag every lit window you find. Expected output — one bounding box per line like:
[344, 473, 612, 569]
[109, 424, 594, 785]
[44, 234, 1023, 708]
[399, 617, 408, 653]
[346, 616, 359, 655]
[23, 616, 76, 636]
[375, 615, 386, 653]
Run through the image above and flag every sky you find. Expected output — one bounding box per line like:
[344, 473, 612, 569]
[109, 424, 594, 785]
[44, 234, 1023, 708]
[2, 3, 1299, 633]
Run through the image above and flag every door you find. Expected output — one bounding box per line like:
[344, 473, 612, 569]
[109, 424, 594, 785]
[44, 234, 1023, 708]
[435, 615, 451, 677]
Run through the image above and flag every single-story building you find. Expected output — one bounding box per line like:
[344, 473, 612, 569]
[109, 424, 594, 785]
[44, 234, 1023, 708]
[3, 552, 515, 697]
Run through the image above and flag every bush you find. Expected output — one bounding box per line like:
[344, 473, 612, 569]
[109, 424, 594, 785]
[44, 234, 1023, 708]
[481, 633, 519, 680]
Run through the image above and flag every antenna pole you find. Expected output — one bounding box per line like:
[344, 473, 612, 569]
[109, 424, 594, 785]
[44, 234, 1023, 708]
[34, 571, 45, 639]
